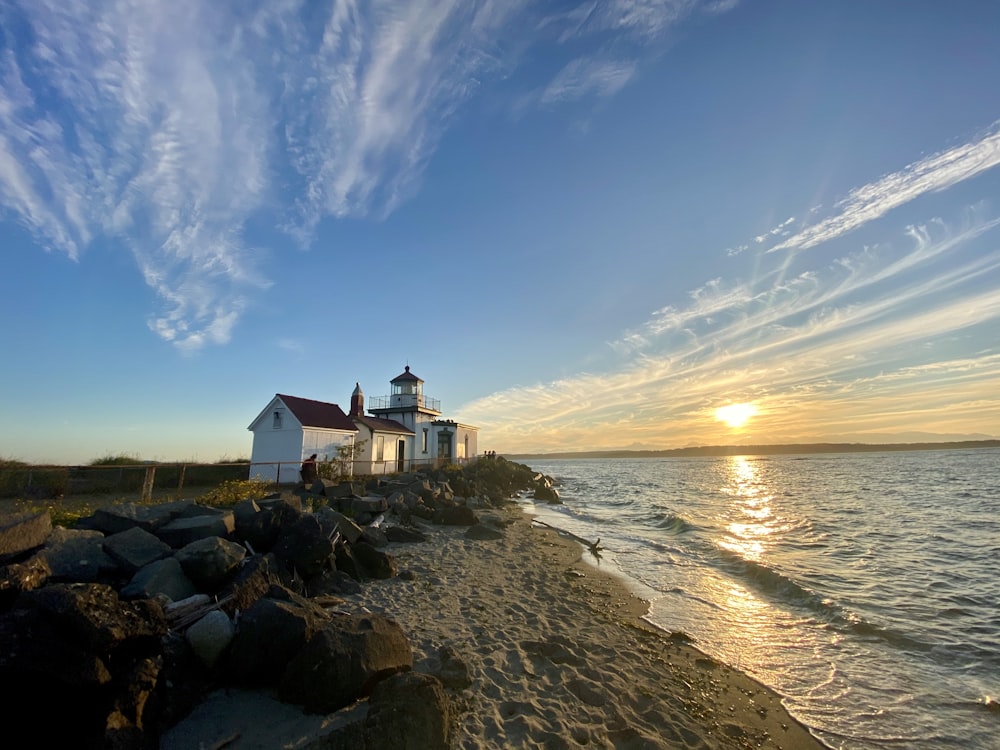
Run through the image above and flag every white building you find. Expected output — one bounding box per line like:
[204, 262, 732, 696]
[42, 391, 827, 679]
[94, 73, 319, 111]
[248, 366, 479, 482]
[247, 394, 357, 483]
[365, 366, 479, 467]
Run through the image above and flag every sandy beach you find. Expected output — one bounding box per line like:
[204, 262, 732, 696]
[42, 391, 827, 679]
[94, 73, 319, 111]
[164, 502, 824, 749]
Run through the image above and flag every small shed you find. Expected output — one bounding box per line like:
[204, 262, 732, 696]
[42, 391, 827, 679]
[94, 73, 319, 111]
[247, 394, 357, 483]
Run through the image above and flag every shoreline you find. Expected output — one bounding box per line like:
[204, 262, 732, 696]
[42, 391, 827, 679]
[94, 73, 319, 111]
[167, 501, 824, 748]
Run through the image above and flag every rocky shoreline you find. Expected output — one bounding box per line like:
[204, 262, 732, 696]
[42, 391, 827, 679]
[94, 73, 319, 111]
[0, 459, 823, 749]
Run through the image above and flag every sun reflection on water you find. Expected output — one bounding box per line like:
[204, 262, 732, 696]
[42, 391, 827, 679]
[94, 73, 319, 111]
[718, 456, 776, 563]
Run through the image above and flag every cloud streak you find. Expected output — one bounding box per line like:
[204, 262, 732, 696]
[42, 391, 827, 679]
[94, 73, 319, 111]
[1, 0, 725, 351]
[457, 211, 1000, 450]
[767, 122, 1000, 253]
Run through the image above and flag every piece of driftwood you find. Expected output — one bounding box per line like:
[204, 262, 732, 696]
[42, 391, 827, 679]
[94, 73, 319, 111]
[167, 594, 235, 631]
[531, 519, 604, 557]
[208, 732, 240, 750]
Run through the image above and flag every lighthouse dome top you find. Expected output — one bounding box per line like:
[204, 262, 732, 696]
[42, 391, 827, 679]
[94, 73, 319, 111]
[391, 365, 422, 383]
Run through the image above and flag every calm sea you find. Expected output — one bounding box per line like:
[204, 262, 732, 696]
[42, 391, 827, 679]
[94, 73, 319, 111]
[521, 449, 999, 750]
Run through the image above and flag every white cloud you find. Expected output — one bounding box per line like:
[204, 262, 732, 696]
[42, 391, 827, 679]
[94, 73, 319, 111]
[458, 211, 1000, 450]
[767, 121, 1000, 253]
[0, 0, 752, 353]
[540, 57, 638, 104]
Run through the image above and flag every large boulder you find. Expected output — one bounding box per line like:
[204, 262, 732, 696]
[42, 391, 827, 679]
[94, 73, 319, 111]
[156, 510, 235, 548]
[364, 671, 451, 750]
[102, 526, 173, 576]
[121, 557, 198, 603]
[278, 613, 413, 713]
[175, 537, 246, 591]
[227, 586, 331, 684]
[0, 511, 52, 562]
[38, 526, 118, 582]
[272, 514, 334, 578]
[351, 542, 398, 580]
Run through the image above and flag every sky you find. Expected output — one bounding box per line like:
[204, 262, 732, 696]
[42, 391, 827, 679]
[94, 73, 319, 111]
[2, 0, 999, 464]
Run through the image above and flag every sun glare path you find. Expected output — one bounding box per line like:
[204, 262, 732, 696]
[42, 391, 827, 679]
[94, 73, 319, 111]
[715, 402, 757, 428]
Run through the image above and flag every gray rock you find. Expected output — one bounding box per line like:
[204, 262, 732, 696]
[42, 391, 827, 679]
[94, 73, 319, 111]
[39, 526, 117, 582]
[121, 557, 197, 602]
[90, 501, 191, 535]
[316, 508, 363, 545]
[102, 526, 173, 575]
[351, 496, 389, 516]
[464, 524, 503, 541]
[185, 610, 235, 668]
[156, 511, 236, 548]
[0, 511, 52, 562]
[175, 536, 247, 591]
[385, 525, 428, 543]
[361, 526, 388, 548]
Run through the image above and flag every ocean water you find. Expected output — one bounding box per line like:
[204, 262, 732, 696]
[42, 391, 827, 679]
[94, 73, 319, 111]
[520, 449, 1000, 750]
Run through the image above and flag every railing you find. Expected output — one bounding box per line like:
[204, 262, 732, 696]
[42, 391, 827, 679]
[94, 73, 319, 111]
[366, 393, 441, 412]
[0, 456, 484, 504]
[0, 461, 252, 503]
[249, 455, 477, 483]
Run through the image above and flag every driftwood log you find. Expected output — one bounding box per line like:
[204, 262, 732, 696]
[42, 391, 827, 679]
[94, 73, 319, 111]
[530, 519, 604, 558]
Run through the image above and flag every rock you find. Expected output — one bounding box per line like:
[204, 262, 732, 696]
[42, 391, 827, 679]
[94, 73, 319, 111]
[175, 537, 246, 591]
[532, 484, 561, 503]
[185, 610, 234, 668]
[307, 569, 363, 597]
[0, 555, 51, 605]
[0, 510, 52, 562]
[436, 644, 472, 689]
[436, 505, 477, 526]
[363, 671, 451, 750]
[385, 525, 428, 543]
[464, 523, 503, 541]
[121, 557, 198, 603]
[156, 511, 236, 548]
[361, 526, 388, 548]
[88, 501, 191, 535]
[316, 508, 363, 544]
[103, 526, 173, 576]
[227, 586, 331, 684]
[38, 526, 118, 582]
[352, 496, 389, 516]
[278, 613, 413, 713]
[352, 542, 398, 580]
[273, 514, 334, 579]
[217, 553, 292, 617]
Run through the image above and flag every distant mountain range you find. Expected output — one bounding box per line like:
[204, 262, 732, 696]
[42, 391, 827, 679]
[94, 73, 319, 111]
[507, 439, 1000, 460]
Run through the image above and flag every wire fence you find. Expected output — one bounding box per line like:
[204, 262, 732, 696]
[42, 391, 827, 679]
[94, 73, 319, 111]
[2, 455, 483, 502]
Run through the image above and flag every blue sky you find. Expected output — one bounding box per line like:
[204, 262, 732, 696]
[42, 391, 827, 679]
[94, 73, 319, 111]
[2, 0, 999, 464]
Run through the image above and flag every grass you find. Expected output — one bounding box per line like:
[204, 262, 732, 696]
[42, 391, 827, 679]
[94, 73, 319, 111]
[1, 477, 274, 528]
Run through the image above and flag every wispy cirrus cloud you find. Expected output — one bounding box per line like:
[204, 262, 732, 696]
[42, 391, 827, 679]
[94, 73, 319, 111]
[457, 209, 1000, 450]
[1, 0, 723, 351]
[540, 57, 637, 105]
[763, 121, 1000, 254]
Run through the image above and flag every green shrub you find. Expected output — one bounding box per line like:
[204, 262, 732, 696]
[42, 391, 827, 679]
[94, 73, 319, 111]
[196, 478, 272, 508]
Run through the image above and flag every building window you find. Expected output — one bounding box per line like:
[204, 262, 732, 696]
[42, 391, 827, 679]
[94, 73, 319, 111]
[273, 410, 282, 429]
[376, 435, 385, 461]
[422, 429, 428, 453]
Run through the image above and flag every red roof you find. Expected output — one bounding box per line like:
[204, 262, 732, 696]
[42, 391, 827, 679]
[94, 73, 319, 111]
[276, 394, 357, 431]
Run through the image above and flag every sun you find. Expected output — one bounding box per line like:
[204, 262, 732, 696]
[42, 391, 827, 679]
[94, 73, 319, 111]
[715, 402, 757, 429]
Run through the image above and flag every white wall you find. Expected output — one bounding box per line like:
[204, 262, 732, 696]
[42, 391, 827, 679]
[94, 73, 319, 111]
[249, 427, 304, 483]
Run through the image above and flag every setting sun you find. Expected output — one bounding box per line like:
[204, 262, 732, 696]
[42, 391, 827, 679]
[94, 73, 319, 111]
[715, 402, 757, 428]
